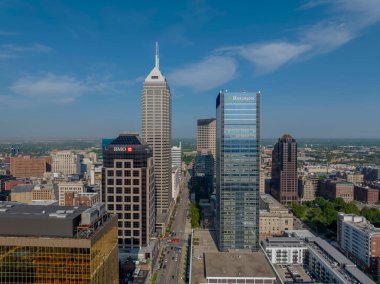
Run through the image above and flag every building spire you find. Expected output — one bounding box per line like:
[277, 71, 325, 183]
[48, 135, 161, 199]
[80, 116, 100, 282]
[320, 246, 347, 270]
[155, 41, 159, 69]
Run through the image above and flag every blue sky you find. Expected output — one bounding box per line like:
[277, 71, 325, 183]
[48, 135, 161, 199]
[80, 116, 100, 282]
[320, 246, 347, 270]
[0, 0, 380, 139]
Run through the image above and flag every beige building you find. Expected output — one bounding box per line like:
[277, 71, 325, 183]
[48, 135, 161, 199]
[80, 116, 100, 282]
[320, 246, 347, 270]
[298, 175, 319, 202]
[260, 194, 294, 238]
[51, 150, 81, 175]
[344, 172, 364, 185]
[141, 44, 172, 224]
[197, 118, 216, 160]
[11, 184, 34, 204]
[10, 156, 51, 178]
[58, 181, 87, 206]
[32, 185, 56, 201]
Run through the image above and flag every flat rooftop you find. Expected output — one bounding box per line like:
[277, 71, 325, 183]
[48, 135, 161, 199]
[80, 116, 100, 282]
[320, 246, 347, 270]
[205, 251, 276, 279]
[0, 201, 106, 239]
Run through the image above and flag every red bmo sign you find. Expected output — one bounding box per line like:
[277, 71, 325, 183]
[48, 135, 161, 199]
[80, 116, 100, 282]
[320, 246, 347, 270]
[127, 146, 133, 152]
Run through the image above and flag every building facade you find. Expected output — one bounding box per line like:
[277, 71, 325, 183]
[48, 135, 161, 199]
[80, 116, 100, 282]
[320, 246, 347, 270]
[262, 237, 307, 264]
[141, 44, 172, 226]
[271, 134, 298, 205]
[10, 156, 51, 178]
[103, 134, 155, 249]
[338, 213, 380, 280]
[65, 191, 100, 207]
[320, 179, 354, 202]
[259, 194, 294, 238]
[171, 142, 182, 170]
[216, 91, 260, 251]
[354, 185, 379, 204]
[298, 175, 319, 202]
[51, 151, 81, 175]
[58, 181, 87, 206]
[0, 202, 118, 284]
[197, 118, 216, 160]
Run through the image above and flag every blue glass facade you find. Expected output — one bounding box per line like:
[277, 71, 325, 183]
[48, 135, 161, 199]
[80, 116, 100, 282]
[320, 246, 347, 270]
[216, 91, 260, 251]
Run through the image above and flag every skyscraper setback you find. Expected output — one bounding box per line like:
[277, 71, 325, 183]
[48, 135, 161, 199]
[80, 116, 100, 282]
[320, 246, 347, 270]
[141, 43, 172, 231]
[216, 91, 260, 251]
[271, 134, 298, 205]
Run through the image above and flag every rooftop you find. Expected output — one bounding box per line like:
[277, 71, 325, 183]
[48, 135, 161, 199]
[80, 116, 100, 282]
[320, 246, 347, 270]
[110, 134, 142, 146]
[11, 184, 34, 193]
[0, 202, 109, 239]
[197, 118, 216, 126]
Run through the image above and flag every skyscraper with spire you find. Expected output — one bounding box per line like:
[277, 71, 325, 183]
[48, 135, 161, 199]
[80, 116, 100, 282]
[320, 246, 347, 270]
[141, 43, 172, 232]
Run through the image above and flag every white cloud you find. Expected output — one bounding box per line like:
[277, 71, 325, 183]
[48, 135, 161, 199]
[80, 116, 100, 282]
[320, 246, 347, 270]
[170, 0, 380, 89]
[5, 73, 141, 106]
[168, 56, 237, 91]
[0, 43, 51, 60]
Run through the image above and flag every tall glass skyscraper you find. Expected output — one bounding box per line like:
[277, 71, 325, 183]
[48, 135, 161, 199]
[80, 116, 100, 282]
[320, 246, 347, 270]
[216, 91, 260, 251]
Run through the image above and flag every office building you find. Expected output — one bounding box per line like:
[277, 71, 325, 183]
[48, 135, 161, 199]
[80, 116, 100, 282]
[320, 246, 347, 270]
[51, 150, 81, 175]
[58, 180, 87, 206]
[172, 165, 181, 201]
[65, 191, 100, 207]
[338, 213, 380, 280]
[320, 179, 354, 202]
[10, 156, 51, 178]
[0, 202, 118, 284]
[298, 175, 319, 202]
[192, 149, 214, 200]
[259, 194, 293, 238]
[32, 184, 56, 201]
[141, 43, 172, 228]
[171, 142, 182, 170]
[271, 134, 298, 205]
[103, 134, 155, 249]
[197, 118, 216, 159]
[216, 91, 260, 251]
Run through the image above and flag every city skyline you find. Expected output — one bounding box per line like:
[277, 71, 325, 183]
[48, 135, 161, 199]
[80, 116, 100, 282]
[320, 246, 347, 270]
[1, 0, 380, 139]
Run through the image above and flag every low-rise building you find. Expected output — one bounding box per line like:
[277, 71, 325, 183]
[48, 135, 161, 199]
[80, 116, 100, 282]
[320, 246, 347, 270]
[344, 172, 364, 185]
[10, 184, 34, 204]
[64, 191, 100, 207]
[260, 194, 294, 238]
[262, 237, 307, 264]
[354, 185, 379, 204]
[298, 175, 319, 202]
[338, 213, 380, 280]
[320, 179, 354, 202]
[58, 181, 87, 206]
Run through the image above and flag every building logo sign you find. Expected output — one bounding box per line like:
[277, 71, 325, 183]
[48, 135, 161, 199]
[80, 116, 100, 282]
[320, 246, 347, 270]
[113, 146, 133, 152]
[226, 95, 255, 101]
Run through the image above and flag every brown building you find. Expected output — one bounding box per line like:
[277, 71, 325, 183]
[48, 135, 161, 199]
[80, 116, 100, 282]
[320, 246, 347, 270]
[320, 179, 354, 202]
[271, 134, 298, 205]
[65, 191, 100, 207]
[10, 184, 34, 204]
[103, 134, 155, 249]
[4, 179, 28, 191]
[10, 156, 51, 178]
[354, 185, 379, 204]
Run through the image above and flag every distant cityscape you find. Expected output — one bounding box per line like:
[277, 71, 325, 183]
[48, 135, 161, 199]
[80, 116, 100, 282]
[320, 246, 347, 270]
[0, 44, 379, 284]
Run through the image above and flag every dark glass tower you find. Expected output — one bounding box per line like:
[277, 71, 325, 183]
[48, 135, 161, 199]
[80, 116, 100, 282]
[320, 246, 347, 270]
[216, 91, 260, 251]
[271, 134, 298, 205]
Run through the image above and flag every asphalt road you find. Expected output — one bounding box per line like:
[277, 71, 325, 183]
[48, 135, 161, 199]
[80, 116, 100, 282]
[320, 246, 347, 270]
[156, 175, 189, 284]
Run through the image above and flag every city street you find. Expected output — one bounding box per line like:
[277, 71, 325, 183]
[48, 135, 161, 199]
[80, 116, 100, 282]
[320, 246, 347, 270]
[156, 174, 190, 284]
